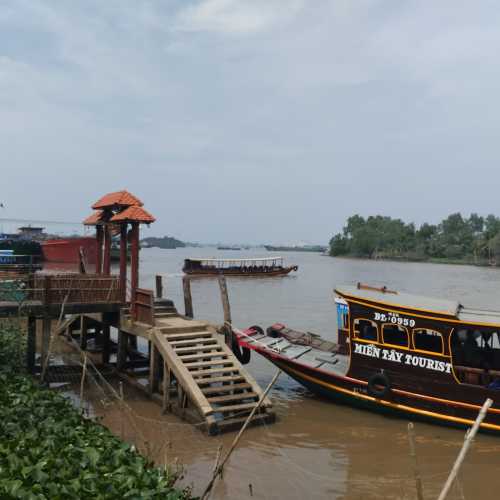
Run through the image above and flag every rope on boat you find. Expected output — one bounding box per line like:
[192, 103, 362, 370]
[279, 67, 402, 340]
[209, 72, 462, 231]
[227, 323, 288, 354]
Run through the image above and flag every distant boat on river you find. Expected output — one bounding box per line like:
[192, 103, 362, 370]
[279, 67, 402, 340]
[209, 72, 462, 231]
[183, 256, 298, 277]
[233, 283, 500, 434]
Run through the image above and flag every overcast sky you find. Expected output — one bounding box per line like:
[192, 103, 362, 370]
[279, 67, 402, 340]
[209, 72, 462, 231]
[2, 1, 500, 244]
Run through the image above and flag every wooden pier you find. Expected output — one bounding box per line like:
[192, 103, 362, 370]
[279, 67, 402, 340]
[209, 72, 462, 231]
[0, 190, 275, 434]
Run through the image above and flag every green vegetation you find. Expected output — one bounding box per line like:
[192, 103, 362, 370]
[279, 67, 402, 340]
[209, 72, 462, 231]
[141, 236, 186, 249]
[329, 213, 500, 265]
[0, 322, 193, 500]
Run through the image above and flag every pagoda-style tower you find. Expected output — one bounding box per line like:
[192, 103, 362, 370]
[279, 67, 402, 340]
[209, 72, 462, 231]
[83, 190, 155, 304]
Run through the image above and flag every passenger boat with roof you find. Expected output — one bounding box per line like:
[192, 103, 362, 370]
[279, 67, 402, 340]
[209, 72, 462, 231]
[232, 283, 500, 434]
[183, 257, 298, 277]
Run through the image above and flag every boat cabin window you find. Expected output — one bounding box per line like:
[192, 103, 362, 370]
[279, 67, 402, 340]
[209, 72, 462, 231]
[382, 324, 408, 348]
[451, 329, 500, 387]
[353, 319, 378, 342]
[413, 329, 444, 354]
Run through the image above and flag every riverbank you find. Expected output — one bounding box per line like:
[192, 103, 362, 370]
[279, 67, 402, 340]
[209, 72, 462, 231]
[0, 321, 193, 499]
[329, 253, 495, 268]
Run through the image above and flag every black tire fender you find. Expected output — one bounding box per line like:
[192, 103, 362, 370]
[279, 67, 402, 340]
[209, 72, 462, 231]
[367, 372, 391, 398]
[231, 325, 261, 365]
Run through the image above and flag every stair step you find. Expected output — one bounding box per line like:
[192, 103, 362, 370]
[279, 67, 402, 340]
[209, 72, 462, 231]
[214, 402, 258, 414]
[154, 312, 178, 318]
[179, 352, 226, 361]
[201, 383, 252, 395]
[170, 338, 218, 347]
[159, 325, 210, 334]
[161, 331, 214, 340]
[208, 392, 258, 404]
[196, 375, 246, 385]
[216, 413, 274, 432]
[192, 367, 241, 377]
[174, 345, 220, 354]
[185, 359, 233, 369]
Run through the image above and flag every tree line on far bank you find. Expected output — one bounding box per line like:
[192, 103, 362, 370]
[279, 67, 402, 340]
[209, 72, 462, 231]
[329, 213, 500, 264]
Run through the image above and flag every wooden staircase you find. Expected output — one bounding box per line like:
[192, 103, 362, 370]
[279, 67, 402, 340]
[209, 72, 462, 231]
[150, 313, 275, 434]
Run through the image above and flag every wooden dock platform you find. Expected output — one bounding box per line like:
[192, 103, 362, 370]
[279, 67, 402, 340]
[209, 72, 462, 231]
[119, 302, 275, 435]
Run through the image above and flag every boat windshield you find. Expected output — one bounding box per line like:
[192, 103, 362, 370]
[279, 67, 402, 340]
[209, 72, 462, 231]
[451, 328, 500, 388]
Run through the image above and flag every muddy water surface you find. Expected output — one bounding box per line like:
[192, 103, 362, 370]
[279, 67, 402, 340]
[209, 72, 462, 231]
[79, 249, 500, 498]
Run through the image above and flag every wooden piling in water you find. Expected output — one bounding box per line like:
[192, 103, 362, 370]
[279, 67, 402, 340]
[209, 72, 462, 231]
[217, 276, 231, 324]
[155, 275, 163, 299]
[182, 276, 193, 318]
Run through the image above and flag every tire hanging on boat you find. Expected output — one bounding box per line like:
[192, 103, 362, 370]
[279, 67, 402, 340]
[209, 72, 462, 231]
[367, 372, 391, 398]
[231, 325, 262, 365]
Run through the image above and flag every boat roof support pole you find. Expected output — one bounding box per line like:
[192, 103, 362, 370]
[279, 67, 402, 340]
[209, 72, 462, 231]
[130, 222, 140, 317]
[95, 225, 103, 275]
[103, 224, 111, 276]
[119, 223, 128, 303]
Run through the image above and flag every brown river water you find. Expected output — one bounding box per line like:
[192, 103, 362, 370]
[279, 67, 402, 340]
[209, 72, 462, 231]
[60, 249, 500, 499]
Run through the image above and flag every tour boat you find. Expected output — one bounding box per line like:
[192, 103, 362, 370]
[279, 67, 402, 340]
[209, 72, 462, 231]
[233, 283, 500, 434]
[183, 257, 298, 277]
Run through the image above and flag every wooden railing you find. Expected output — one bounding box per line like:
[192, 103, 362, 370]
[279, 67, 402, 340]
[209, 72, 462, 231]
[133, 288, 155, 325]
[29, 274, 122, 305]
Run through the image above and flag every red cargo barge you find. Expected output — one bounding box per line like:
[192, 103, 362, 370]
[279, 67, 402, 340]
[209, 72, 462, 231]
[41, 237, 97, 264]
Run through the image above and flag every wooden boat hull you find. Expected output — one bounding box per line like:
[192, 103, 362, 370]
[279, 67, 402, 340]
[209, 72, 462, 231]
[184, 266, 297, 277]
[237, 331, 500, 435]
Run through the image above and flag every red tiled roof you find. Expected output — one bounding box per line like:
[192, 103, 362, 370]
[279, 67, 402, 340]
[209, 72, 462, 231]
[110, 206, 156, 224]
[83, 210, 105, 226]
[92, 190, 143, 209]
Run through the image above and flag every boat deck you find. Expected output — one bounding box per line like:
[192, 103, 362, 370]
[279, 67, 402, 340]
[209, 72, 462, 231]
[237, 329, 349, 376]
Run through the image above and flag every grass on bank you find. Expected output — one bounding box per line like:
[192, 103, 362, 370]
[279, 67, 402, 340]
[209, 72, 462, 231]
[0, 320, 194, 500]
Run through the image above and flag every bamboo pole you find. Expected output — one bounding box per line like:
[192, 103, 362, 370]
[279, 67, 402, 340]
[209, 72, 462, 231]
[80, 353, 88, 413]
[119, 381, 125, 440]
[407, 423, 424, 500]
[437, 398, 493, 500]
[200, 369, 281, 500]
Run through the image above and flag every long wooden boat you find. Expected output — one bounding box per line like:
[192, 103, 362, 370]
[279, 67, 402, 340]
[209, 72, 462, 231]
[183, 257, 298, 277]
[233, 283, 500, 434]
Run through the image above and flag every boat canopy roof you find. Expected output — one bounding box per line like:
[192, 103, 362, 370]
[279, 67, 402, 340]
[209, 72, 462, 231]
[186, 256, 283, 263]
[335, 284, 500, 327]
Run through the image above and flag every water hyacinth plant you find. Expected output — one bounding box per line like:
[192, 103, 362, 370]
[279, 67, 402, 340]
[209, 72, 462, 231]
[0, 320, 194, 499]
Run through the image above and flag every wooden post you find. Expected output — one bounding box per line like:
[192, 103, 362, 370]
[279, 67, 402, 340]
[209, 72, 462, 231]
[437, 398, 493, 500]
[117, 330, 127, 371]
[162, 363, 171, 414]
[43, 275, 51, 308]
[149, 343, 161, 395]
[101, 314, 111, 365]
[407, 423, 424, 500]
[96, 225, 103, 275]
[119, 223, 128, 302]
[182, 276, 194, 318]
[26, 316, 36, 373]
[155, 275, 163, 299]
[40, 316, 51, 381]
[130, 222, 140, 318]
[80, 315, 89, 351]
[218, 276, 232, 346]
[103, 225, 111, 276]
[80, 353, 87, 412]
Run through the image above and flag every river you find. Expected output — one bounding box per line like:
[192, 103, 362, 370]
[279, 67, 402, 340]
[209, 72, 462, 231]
[77, 249, 500, 498]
